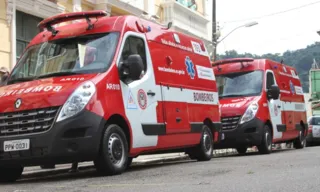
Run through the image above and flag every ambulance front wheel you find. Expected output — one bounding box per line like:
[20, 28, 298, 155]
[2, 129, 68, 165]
[257, 125, 272, 154]
[94, 124, 129, 176]
[293, 130, 306, 149]
[0, 166, 23, 183]
[187, 125, 213, 161]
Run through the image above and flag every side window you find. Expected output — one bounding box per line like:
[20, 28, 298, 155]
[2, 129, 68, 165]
[266, 72, 275, 89]
[120, 36, 147, 75]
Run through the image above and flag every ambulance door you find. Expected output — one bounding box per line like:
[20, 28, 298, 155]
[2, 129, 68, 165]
[117, 32, 162, 149]
[266, 70, 283, 140]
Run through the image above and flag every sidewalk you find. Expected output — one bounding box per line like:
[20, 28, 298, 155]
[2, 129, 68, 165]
[22, 148, 258, 177]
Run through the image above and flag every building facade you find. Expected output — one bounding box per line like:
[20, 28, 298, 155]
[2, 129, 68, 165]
[0, 0, 213, 70]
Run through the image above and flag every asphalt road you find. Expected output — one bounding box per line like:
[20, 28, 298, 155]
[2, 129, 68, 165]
[2, 146, 320, 192]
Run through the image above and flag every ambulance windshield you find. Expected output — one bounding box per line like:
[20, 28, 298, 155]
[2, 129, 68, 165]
[217, 70, 263, 98]
[8, 32, 119, 84]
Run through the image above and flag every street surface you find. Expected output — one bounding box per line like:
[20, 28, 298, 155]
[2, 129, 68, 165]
[2, 146, 320, 192]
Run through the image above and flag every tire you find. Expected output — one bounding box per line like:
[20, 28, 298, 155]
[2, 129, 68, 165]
[94, 124, 129, 176]
[126, 157, 133, 169]
[188, 125, 213, 161]
[257, 125, 272, 154]
[236, 147, 247, 155]
[0, 166, 23, 183]
[293, 130, 305, 149]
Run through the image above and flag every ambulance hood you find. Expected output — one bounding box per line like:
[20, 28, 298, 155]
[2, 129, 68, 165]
[0, 74, 97, 112]
[219, 96, 259, 117]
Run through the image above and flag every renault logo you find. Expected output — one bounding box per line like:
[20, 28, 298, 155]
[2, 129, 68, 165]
[15, 98, 22, 109]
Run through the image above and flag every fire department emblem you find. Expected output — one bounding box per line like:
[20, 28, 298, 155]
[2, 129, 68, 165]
[137, 89, 147, 110]
[15, 98, 22, 109]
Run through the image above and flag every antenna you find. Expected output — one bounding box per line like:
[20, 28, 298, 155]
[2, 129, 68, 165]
[167, 22, 173, 29]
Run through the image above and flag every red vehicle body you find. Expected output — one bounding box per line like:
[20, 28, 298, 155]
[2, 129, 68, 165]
[213, 58, 308, 154]
[0, 11, 221, 182]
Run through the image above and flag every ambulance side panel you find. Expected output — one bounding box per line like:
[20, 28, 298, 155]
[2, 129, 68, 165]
[270, 61, 307, 142]
[147, 31, 220, 141]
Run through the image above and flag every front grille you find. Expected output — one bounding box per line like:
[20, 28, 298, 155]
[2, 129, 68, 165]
[0, 106, 60, 137]
[221, 116, 241, 130]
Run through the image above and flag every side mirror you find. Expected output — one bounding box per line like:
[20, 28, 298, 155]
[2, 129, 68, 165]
[267, 84, 280, 100]
[119, 54, 144, 81]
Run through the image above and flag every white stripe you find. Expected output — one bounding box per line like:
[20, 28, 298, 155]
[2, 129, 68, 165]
[280, 90, 290, 94]
[280, 86, 304, 95]
[279, 71, 300, 79]
[281, 101, 306, 112]
[161, 86, 219, 105]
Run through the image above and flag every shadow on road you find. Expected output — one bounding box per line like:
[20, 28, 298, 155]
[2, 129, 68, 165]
[3, 148, 302, 185]
[11, 160, 195, 185]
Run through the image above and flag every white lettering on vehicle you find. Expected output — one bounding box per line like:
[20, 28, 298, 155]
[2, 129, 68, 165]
[221, 103, 242, 108]
[161, 39, 193, 52]
[60, 77, 85, 81]
[193, 92, 214, 102]
[106, 83, 120, 90]
[158, 67, 185, 75]
[0, 85, 63, 97]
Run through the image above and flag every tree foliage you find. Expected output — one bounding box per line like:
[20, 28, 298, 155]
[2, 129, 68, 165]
[216, 42, 320, 93]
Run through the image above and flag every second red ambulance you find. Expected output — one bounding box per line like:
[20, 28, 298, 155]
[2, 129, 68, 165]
[213, 58, 308, 154]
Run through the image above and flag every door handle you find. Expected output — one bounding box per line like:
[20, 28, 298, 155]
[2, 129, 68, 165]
[147, 90, 155, 96]
[176, 117, 181, 123]
[277, 105, 281, 108]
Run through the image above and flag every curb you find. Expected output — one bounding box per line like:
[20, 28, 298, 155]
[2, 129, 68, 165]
[132, 154, 190, 166]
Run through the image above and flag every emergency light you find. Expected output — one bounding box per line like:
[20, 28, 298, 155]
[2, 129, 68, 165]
[212, 58, 254, 71]
[37, 10, 109, 36]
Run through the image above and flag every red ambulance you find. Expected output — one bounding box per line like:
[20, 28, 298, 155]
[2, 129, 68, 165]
[0, 11, 222, 182]
[213, 58, 307, 154]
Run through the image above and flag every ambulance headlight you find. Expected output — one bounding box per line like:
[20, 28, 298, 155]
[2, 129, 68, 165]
[57, 81, 96, 122]
[240, 102, 259, 124]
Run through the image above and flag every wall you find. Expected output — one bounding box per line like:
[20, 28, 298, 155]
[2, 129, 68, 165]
[0, 1, 11, 70]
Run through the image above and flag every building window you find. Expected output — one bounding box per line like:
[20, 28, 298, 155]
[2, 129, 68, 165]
[176, 0, 198, 11]
[16, 11, 42, 60]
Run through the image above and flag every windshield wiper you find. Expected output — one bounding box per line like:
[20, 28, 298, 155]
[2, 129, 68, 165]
[219, 94, 244, 98]
[7, 77, 36, 85]
[36, 71, 79, 80]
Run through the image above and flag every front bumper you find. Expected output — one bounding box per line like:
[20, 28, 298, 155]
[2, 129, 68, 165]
[215, 117, 264, 149]
[0, 109, 106, 166]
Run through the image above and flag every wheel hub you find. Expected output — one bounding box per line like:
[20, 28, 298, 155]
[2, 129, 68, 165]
[108, 133, 125, 165]
[300, 131, 305, 145]
[112, 139, 123, 160]
[203, 132, 212, 151]
[266, 132, 271, 150]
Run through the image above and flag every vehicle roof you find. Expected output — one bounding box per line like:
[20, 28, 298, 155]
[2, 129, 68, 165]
[212, 58, 297, 75]
[28, 14, 206, 51]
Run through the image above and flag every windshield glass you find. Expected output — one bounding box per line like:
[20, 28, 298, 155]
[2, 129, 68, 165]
[8, 32, 119, 84]
[309, 117, 320, 125]
[217, 70, 263, 98]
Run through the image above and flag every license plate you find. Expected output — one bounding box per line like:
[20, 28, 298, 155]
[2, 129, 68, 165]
[4, 139, 30, 152]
